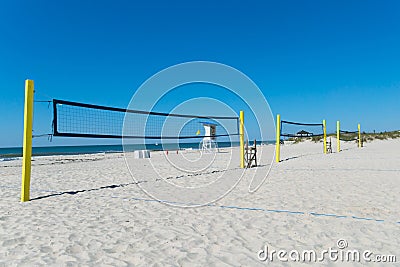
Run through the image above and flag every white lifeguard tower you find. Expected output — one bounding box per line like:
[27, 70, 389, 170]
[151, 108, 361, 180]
[200, 122, 218, 153]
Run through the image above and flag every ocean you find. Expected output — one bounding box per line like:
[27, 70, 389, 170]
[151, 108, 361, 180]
[0, 141, 274, 159]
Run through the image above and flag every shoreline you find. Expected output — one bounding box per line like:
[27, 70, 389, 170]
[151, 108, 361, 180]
[0, 142, 266, 159]
[0, 136, 396, 159]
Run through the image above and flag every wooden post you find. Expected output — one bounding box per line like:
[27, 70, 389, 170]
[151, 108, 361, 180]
[254, 139, 257, 167]
[245, 139, 249, 166]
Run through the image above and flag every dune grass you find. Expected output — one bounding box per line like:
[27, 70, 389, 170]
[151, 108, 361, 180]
[284, 130, 400, 144]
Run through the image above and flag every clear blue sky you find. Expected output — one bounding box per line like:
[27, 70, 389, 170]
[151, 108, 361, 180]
[1, 0, 399, 147]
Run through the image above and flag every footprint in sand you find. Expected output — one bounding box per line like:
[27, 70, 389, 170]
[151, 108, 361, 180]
[65, 244, 82, 255]
[40, 246, 53, 253]
[2, 237, 26, 247]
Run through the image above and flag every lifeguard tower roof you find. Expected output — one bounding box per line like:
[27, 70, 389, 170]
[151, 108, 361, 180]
[199, 121, 218, 126]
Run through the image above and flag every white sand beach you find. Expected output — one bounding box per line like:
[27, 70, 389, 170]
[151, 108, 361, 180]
[1, 139, 399, 266]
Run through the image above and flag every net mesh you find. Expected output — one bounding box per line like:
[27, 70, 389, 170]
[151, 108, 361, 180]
[339, 130, 358, 141]
[53, 99, 239, 140]
[280, 120, 324, 138]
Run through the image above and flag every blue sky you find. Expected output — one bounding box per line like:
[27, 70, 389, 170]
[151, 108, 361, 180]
[1, 0, 399, 147]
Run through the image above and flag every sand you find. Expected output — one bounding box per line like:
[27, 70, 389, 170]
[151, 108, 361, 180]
[0, 139, 399, 266]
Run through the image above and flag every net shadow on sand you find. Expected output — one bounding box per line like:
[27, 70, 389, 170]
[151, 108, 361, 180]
[279, 152, 322, 162]
[29, 182, 142, 201]
[29, 165, 241, 201]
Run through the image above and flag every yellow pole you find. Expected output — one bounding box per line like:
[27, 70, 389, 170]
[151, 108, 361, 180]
[323, 119, 327, 154]
[239, 111, 245, 168]
[358, 123, 361, 148]
[21, 80, 34, 202]
[275, 114, 281, 163]
[337, 121, 340, 152]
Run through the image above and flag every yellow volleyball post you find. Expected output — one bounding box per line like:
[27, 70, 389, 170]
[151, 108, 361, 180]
[21, 79, 34, 202]
[239, 111, 245, 168]
[337, 121, 340, 152]
[358, 123, 361, 148]
[275, 114, 281, 163]
[323, 119, 327, 154]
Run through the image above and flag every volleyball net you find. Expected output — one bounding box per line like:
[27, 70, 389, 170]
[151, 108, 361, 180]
[280, 120, 324, 138]
[52, 99, 240, 140]
[338, 130, 358, 142]
[21, 80, 245, 202]
[275, 115, 327, 162]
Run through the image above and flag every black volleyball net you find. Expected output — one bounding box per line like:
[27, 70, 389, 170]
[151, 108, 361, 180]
[52, 99, 240, 140]
[339, 130, 358, 142]
[280, 120, 324, 139]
